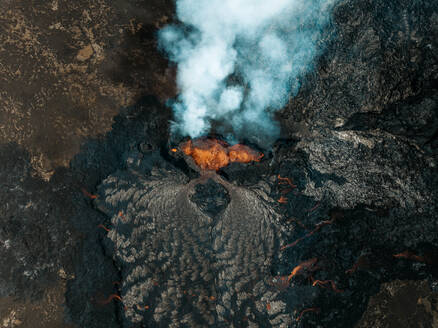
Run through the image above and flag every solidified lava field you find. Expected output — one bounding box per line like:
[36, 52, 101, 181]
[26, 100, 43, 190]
[0, 0, 438, 328]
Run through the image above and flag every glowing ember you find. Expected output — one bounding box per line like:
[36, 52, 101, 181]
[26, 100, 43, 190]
[118, 211, 127, 222]
[180, 138, 263, 171]
[278, 175, 297, 188]
[97, 224, 111, 232]
[136, 304, 150, 310]
[393, 250, 426, 263]
[278, 196, 288, 204]
[81, 188, 97, 199]
[288, 258, 318, 282]
[271, 275, 290, 291]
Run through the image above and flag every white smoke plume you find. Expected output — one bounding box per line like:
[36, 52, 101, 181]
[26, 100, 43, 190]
[159, 0, 335, 144]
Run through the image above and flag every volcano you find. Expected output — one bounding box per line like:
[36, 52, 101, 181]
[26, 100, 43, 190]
[94, 164, 289, 326]
[0, 0, 437, 328]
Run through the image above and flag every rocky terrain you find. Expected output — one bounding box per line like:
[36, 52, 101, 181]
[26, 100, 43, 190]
[0, 0, 437, 327]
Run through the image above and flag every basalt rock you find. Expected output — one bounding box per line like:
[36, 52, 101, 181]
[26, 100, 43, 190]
[0, 0, 437, 327]
[94, 161, 291, 327]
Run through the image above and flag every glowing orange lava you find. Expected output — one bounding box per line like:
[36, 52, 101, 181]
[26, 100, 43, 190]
[118, 211, 127, 222]
[136, 304, 150, 310]
[180, 138, 263, 171]
[97, 224, 111, 232]
[288, 258, 318, 282]
[271, 275, 290, 291]
[278, 175, 297, 188]
[81, 188, 97, 199]
[278, 196, 288, 204]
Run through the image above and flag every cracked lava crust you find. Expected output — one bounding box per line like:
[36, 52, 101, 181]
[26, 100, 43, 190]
[93, 150, 293, 327]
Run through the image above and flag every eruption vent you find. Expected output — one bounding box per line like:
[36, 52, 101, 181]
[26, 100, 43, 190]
[159, 0, 336, 144]
[180, 138, 263, 171]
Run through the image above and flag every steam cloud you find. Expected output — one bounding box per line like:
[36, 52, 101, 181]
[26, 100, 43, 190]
[159, 0, 335, 144]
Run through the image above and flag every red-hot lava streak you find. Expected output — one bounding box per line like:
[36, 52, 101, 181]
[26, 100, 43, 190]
[270, 275, 290, 291]
[393, 250, 426, 263]
[98, 294, 123, 305]
[346, 255, 370, 274]
[288, 258, 318, 282]
[179, 138, 263, 171]
[296, 308, 320, 322]
[81, 188, 97, 199]
[270, 258, 318, 291]
[278, 175, 297, 188]
[136, 304, 150, 310]
[280, 218, 336, 251]
[97, 224, 111, 232]
[312, 279, 343, 293]
[278, 196, 288, 204]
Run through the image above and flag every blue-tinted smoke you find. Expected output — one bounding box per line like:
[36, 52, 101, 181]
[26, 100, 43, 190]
[159, 0, 335, 144]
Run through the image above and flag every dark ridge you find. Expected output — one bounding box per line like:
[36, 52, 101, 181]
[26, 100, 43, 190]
[159, 145, 199, 180]
[190, 179, 231, 218]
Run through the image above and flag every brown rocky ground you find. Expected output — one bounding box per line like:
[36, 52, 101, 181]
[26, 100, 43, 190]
[357, 280, 438, 328]
[0, 1, 175, 327]
[0, 284, 75, 328]
[0, 0, 176, 177]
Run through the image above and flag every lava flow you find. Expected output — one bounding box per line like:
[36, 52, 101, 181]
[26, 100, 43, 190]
[179, 138, 263, 171]
[288, 258, 318, 282]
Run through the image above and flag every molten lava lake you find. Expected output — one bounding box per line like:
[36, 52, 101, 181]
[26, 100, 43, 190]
[179, 138, 264, 171]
